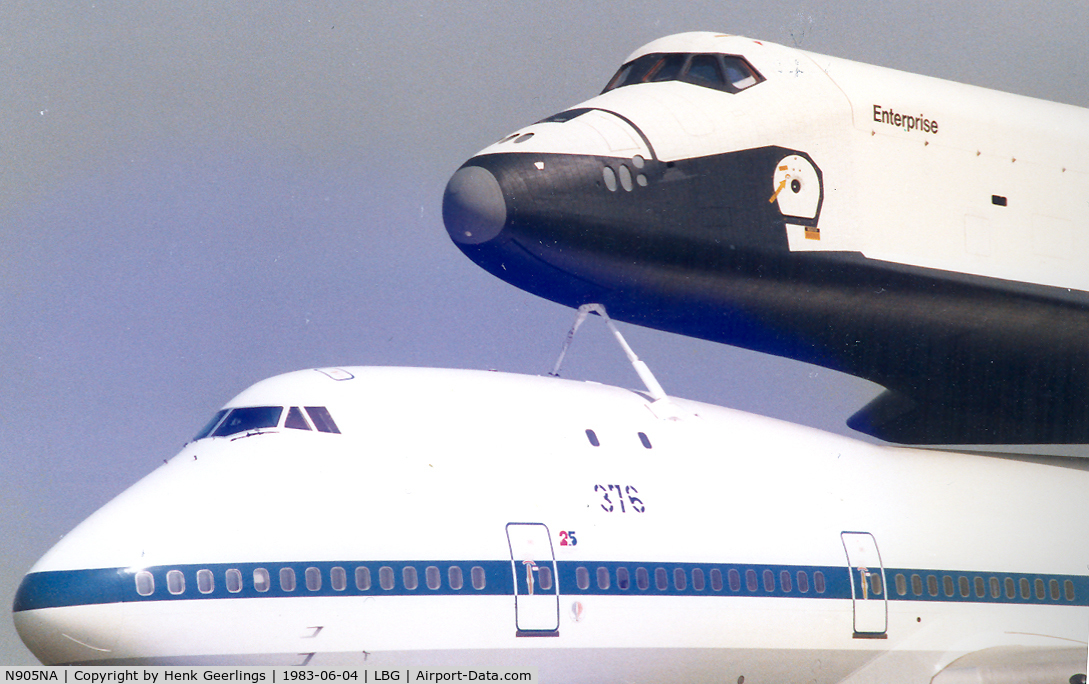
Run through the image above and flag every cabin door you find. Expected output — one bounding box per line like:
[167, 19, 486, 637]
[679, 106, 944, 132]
[506, 522, 560, 636]
[841, 531, 888, 638]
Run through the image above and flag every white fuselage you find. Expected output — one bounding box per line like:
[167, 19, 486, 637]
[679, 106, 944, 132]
[443, 32, 1089, 446]
[13, 367, 1089, 682]
[475, 32, 1089, 292]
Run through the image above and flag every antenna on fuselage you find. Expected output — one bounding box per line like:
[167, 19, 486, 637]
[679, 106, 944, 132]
[549, 303, 668, 402]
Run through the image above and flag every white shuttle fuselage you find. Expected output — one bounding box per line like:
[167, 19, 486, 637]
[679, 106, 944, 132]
[442, 32, 1089, 445]
[13, 366, 1089, 682]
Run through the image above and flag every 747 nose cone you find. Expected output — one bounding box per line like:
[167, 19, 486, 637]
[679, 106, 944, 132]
[443, 165, 507, 245]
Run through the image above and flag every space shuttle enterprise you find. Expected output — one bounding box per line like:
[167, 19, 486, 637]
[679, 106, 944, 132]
[443, 32, 1089, 445]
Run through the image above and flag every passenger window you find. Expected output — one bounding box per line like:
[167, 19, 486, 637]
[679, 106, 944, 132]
[927, 575, 939, 597]
[279, 567, 295, 592]
[814, 571, 826, 594]
[797, 571, 809, 594]
[471, 566, 486, 590]
[576, 567, 590, 590]
[959, 576, 970, 597]
[402, 567, 418, 590]
[727, 569, 740, 592]
[426, 566, 441, 590]
[692, 568, 705, 591]
[213, 406, 283, 437]
[135, 571, 154, 597]
[305, 407, 340, 434]
[911, 574, 923, 596]
[1050, 579, 1060, 600]
[780, 571, 792, 593]
[895, 574, 906, 596]
[870, 573, 883, 596]
[193, 409, 229, 441]
[225, 568, 242, 593]
[355, 566, 371, 591]
[974, 577, 985, 598]
[306, 567, 322, 591]
[379, 567, 394, 591]
[330, 567, 347, 592]
[197, 569, 214, 594]
[616, 567, 630, 590]
[168, 569, 186, 595]
[942, 576, 954, 597]
[252, 568, 269, 593]
[1005, 577, 1016, 599]
[1065, 580, 1075, 601]
[538, 565, 553, 591]
[655, 567, 668, 591]
[284, 406, 311, 430]
[674, 568, 687, 591]
[1035, 579, 1045, 600]
[1020, 578, 1031, 599]
[711, 568, 724, 592]
[448, 566, 463, 590]
[636, 567, 649, 590]
[763, 570, 775, 593]
[745, 569, 758, 592]
[597, 567, 610, 590]
[990, 577, 1000, 598]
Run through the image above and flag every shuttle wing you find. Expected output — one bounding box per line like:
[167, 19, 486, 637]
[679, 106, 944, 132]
[931, 646, 1086, 684]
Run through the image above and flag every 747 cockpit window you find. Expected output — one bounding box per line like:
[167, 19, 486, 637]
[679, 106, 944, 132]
[603, 52, 763, 94]
[212, 406, 283, 437]
[192, 405, 341, 441]
[193, 409, 229, 441]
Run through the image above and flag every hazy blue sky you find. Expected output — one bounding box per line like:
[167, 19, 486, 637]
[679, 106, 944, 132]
[3, 1, 1087, 663]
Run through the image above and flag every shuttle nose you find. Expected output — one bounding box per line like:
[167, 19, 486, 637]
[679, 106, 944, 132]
[443, 165, 507, 245]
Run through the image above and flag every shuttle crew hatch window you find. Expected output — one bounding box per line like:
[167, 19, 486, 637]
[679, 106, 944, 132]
[603, 52, 763, 94]
[212, 406, 283, 437]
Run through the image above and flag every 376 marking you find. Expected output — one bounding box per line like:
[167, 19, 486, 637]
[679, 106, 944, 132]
[594, 484, 645, 513]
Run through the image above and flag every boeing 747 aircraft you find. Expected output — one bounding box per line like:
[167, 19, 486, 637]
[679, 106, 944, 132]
[12, 360, 1089, 681]
[442, 32, 1089, 446]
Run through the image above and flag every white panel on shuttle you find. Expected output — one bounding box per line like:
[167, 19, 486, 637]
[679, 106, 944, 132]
[785, 224, 820, 250]
[580, 110, 646, 155]
[772, 155, 820, 220]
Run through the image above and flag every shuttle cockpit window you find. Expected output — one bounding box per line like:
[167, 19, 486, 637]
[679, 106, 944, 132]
[603, 53, 763, 94]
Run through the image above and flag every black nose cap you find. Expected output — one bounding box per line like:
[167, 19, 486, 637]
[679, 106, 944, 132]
[443, 165, 507, 245]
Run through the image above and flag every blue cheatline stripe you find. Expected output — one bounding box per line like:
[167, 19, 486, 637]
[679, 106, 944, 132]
[14, 560, 1089, 612]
